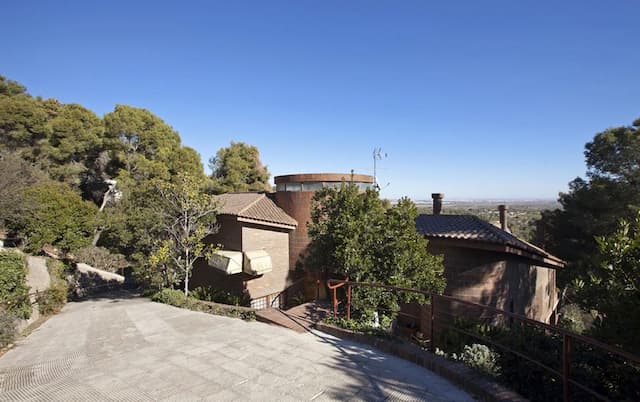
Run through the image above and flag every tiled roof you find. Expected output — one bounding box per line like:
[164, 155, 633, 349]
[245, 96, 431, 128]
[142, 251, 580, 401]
[215, 193, 297, 228]
[415, 214, 564, 267]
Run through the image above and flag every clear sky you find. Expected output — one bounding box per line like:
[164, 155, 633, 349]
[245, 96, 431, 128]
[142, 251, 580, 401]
[2, 1, 639, 200]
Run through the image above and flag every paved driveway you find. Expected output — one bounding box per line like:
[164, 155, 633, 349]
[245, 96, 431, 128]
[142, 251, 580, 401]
[0, 293, 474, 401]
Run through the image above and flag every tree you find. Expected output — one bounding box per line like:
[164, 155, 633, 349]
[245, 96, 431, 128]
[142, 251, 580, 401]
[10, 182, 98, 253]
[536, 117, 640, 286]
[151, 173, 219, 295]
[569, 213, 640, 353]
[306, 182, 445, 320]
[209, 142, 271, 193]
[0, 152, 46, 229]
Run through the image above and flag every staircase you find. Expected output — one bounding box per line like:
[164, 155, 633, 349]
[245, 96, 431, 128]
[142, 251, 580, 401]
[255, 302, 331, 333]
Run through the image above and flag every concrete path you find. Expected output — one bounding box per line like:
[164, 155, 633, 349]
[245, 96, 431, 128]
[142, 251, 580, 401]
[0, 293, 474, 401]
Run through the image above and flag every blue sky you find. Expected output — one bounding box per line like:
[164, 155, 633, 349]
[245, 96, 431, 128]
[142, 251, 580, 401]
[3, 1, 639, 200]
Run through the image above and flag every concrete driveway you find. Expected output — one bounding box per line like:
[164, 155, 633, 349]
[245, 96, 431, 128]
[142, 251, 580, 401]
[0, 293, 474, 401]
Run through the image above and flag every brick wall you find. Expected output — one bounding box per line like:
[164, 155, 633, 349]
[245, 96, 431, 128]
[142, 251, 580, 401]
[427, 241, 558, 324]
[242, 223, 293, 300]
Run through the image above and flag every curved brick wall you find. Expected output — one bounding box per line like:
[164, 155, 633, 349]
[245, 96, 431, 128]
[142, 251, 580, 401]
[274, 173, 374, 269]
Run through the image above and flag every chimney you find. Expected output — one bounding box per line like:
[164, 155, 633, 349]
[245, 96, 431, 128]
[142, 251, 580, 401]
[432, 193, 444, 215]
[498, 204, 508, 231]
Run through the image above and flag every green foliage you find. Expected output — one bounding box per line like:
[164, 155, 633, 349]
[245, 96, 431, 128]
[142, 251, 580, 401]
[151, 288, 191, 307]
[208, 141, 271, 193]
[557, 303, 590, 334]
[439, 318, 640, 402]
[536, 117, 640, 287]
[151, 173, 219, 295]
[11, 182, 97, 253]
[459, 344, 501, 377]
[73, 246, 128, 274]
[306, 183, 445, 320]
[323, 316, 393, 338]
[584, 214, 640, 353]
[151, 288, 256, 320]
[36, 259, 68, 315]
[104, 105, 203, 181]
[0, 151, 47, 229]
[0, 308, 18, 348]
[191, 286, 244, 306]
[0, 251, 31, 320]
[438, 343, 501, 377]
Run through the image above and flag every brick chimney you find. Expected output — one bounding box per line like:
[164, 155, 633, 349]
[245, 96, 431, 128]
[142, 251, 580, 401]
[498, 204, 508, 231]
[432, 193, 444, 215]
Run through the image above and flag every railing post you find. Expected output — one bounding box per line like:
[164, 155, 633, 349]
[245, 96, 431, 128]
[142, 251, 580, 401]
[346, 284, 351, 320]
[316, 279, 320, 301]
[430, 293, 436, 352]
[563, 333, 572, 402]
[332, 287, 338, 318]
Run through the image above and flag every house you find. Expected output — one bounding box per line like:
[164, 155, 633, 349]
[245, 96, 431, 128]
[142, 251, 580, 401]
[189, 193, 298, 309]
[414, 193, 564, 324]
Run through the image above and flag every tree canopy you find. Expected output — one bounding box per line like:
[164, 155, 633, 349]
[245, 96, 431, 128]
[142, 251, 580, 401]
[209, 141, 271, 193]
[536, 117, 640, 286]
[306, 183, 445, 320]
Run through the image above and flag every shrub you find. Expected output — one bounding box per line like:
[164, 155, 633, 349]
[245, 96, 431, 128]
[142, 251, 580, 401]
[151, 288, 191, 307]
[36, 259, 68, 315]
[191, 286, 243, 306]
[458, 343, 501, 377]
[0, 308, 18, 348]
[324, 316, 393, 339]
[152, 288, 256, 320]
[0, 251, 31, 319]
[558, 303, 591, 334]
[11, 182, 97, 253]
[73, 246, 128, 274]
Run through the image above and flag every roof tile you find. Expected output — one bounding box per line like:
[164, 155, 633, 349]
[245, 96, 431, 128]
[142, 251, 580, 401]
[415, 214, 563, 266]
[215, 193, 297, 227]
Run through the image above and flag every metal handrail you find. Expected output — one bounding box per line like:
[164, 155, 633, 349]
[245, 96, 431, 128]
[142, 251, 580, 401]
[326, 278, 640, 402]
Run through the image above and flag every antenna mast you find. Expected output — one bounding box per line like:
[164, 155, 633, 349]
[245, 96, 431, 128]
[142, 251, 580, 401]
[372, 147, 387, 190]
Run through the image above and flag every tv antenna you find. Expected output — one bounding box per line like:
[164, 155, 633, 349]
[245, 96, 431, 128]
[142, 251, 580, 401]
[373, 147, 388, 190]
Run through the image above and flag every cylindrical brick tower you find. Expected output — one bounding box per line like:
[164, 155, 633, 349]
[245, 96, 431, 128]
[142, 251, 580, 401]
[273, 173, 375, 270]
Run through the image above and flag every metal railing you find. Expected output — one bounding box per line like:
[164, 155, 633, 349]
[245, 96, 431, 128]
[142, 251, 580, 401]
[327, 278, 640, 402]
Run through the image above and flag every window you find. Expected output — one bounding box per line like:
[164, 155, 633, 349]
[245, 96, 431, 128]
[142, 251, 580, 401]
[301, 182, 323, 191]
[276, 183, 286, 192]
[285, 182, 302, 192]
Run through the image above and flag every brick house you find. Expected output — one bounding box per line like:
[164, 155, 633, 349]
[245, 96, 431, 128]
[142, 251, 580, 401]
[414, 194, 564, 324]
[189, 193, 298, 309]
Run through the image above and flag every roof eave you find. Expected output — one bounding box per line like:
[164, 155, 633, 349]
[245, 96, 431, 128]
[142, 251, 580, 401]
[237, 216, 297, 230]
[426, 236, 565, 269]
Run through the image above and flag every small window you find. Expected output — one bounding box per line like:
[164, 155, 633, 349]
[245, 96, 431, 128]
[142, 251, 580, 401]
[276, 183, 286, 192]
[302, 182, 323, 192]
[285, 182, 302, 192]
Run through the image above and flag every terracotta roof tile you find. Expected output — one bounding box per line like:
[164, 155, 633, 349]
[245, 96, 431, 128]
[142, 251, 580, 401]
[415, 214, 564, 266]
[215, 193, 297, 228]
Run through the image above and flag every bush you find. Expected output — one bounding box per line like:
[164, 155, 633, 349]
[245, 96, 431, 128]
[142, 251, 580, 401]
[11, 182, 97, 253]
[324, 316, 393, 339]
[0, 308, 18, 348]
[558, 303, 591, 334]
[0, 251, 31, 319]
[191, 286, 244, 306]
[152, 288, 256, 321]
[438, 318, 640, 402]
[73, 246, 128, 274]
[151, 288, 192, 308]
[458, 343, 501, 377]
[36, 259, 68, 315]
